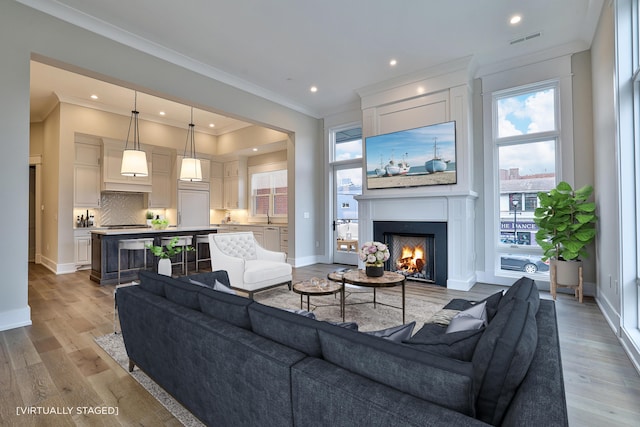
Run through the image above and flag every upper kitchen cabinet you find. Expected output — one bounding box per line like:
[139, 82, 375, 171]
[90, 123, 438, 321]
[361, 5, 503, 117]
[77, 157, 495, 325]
[210, 161, 223, 209]
[148, 149, 172, 208]
[176, 155, 211, 183]
[74, 138, 101, 207]
[101, 138, 152, 192]
[223, 159, 247, 209]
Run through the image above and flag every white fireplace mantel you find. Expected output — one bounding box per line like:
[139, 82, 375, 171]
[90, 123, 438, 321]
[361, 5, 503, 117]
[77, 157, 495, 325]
[356, 192, 477, 291]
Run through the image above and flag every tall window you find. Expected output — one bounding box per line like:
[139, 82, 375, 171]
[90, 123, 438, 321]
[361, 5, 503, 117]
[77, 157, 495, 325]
[249, 165, 287, 219]
[493, 84, 558, 275]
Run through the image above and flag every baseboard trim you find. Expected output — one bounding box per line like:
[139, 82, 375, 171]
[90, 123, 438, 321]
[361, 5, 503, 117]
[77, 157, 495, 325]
[0, 306, 32, 332]
[40, 256, 77, 275]
[620, 327, 640, 376]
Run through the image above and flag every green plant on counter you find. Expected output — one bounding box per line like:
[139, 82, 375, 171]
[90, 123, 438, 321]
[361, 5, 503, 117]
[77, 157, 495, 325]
[146, 237, 194, 259]
[151, 218, 169, 229]
[145, 211, 154, 220]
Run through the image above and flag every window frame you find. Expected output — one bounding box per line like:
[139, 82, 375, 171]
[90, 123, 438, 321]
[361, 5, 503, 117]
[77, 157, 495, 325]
[247, 162, 287, 222]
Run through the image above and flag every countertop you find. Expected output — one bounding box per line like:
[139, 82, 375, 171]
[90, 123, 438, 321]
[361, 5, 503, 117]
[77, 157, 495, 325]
[90, 223, 287, 235]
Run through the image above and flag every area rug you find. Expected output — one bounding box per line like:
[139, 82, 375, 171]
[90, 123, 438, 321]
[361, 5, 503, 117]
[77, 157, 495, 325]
[95, 286, 442, 425]
[254, 284, 441, 331]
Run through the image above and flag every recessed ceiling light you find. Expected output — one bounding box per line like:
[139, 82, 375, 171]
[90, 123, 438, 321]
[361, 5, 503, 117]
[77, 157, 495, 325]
[510, 15, 522, 25]
[390, 59, 397, 66]
[159, 111, 166, 116]
[310, 86, 318, 93]
[252, 148, 258, 152]
[209, 123, 215, 128]
[90, 94, 98, 100]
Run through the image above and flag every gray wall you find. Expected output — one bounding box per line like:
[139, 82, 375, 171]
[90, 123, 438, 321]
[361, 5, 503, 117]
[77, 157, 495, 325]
[0, 1, 322, 331]
[591, 3, 620, 320]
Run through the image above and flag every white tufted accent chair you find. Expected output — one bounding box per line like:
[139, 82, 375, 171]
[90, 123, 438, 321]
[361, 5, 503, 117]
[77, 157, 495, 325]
[208, 232, 292, 298]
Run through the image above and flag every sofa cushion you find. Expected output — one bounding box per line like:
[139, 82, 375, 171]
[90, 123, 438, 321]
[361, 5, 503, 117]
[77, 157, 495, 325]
[248, 302, 326, 357]
[197, 287, 253, 330]
[364, 321, 416, 342]
[318, 324, 476, 416]
[244, 260, 292, 284]
[446, 301, 487, 333]
[138, 270, 167, 296]
[472, 298, 538, 425]
[498, 276, 539, 313]
[164, 278, 202, 310]
[403, 325, 484, 361]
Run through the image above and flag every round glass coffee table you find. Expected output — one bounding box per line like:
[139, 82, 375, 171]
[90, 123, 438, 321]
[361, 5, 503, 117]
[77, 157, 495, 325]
[292, 279, 344, 317]
[328, 269, 406, 324]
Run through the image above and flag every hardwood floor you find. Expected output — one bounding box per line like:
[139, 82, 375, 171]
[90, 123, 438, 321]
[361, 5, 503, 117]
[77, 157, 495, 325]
[0, 263, 638, 426]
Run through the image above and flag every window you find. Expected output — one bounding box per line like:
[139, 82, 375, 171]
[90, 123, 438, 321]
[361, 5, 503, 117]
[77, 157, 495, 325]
[334, 128, 362, 161]
[494, 84, 558, 275]
[249, 165, 287, 219]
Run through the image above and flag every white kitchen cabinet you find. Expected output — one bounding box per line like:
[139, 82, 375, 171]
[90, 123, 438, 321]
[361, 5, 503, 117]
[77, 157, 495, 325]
[223, 159, 247, 209]
[149, 151, 172, 208]
[224, 160, 239, 177]
[74, 229, 92, 269]
[74, 142, 101, 207]
[280, 227, 288, 255]
[263, 226, 280, 252]
[101, 139, 152, 192]
[178, 189, 210, 227]
[210, 177, 223, 209]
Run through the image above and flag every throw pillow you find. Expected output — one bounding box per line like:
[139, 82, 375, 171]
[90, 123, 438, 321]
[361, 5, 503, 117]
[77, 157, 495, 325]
[403, 327, 484, 361]
[189, 278, 210, 288]
[426, 309, 461, 326]
[446, 301, 487, 333]
[364, 321, 416, 342]
[325, 321, 359, 330]
[443, 291, 503, 321]
[213, 279, 237, 295]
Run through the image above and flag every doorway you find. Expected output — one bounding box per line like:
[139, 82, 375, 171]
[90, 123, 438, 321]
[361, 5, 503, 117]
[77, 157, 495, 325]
[333, 165, 361, 264]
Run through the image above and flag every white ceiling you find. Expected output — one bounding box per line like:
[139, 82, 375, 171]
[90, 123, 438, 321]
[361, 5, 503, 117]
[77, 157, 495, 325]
[24, 0, 604, 126]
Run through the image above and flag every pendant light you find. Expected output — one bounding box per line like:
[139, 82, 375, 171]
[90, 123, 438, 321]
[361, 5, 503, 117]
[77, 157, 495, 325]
[121, 91, 149, 177]
[179, 107, 202, 182]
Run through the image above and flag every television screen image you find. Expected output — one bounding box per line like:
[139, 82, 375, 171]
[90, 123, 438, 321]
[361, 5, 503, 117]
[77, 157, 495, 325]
[365, 121, 457, 189]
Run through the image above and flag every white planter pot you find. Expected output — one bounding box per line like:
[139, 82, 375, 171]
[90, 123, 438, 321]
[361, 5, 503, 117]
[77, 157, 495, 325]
[158, 258, 172, 276]
[552, 258, 582, 286]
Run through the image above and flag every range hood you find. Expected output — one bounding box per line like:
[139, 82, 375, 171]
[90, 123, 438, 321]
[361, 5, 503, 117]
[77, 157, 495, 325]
[101, 182, 152, 193]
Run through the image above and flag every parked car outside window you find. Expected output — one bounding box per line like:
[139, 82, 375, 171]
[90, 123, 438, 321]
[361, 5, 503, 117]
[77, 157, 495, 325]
[500, 255, 549, 274]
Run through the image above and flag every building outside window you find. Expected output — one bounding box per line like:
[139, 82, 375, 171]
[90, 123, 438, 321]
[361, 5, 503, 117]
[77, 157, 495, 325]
[249, 165, 287, 220]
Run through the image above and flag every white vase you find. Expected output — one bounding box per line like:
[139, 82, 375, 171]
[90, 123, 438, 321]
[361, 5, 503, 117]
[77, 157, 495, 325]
[158, 258, 172, 276]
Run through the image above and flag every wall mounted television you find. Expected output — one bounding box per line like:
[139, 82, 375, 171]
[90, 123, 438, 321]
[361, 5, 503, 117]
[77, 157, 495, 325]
[365, 121, 457, 190]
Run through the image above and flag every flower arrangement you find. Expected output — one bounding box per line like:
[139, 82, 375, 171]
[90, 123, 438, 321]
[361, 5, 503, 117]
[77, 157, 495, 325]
[359, 241, 390, 266]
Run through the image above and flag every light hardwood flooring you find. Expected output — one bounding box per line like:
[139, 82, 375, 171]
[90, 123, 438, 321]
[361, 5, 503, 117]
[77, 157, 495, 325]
[0, 263, 638, 426]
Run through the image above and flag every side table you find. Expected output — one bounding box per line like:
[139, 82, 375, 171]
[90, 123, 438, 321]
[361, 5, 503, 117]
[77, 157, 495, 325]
[292, 280, 344, 319]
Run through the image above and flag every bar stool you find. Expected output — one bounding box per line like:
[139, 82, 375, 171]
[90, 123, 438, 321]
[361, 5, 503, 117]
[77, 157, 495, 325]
[117, 237, 154, 285]
[161, 235, 193, 276]
[195, 234, 211, 272]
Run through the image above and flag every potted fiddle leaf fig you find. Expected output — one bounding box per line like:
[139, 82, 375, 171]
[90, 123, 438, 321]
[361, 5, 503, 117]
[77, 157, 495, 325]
[533, 181, 597, 285]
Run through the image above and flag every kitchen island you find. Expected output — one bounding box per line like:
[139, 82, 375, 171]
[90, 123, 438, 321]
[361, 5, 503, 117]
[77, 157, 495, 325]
[90, 226, 224, 285]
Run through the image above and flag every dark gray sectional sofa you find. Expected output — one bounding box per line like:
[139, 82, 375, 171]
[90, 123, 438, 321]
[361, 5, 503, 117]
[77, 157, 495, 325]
[115, 270, 568, 426]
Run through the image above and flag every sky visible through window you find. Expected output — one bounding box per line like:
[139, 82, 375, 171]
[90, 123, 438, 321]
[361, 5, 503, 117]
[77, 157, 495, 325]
[497, 88, 556, 175]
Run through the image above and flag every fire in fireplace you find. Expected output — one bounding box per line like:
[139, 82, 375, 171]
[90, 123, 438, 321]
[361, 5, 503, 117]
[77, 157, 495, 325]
[390, 235, 435, 282]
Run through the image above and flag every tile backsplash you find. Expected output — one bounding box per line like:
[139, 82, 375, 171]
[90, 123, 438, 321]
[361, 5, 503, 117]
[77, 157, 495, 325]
[99, 192, 146, 225]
